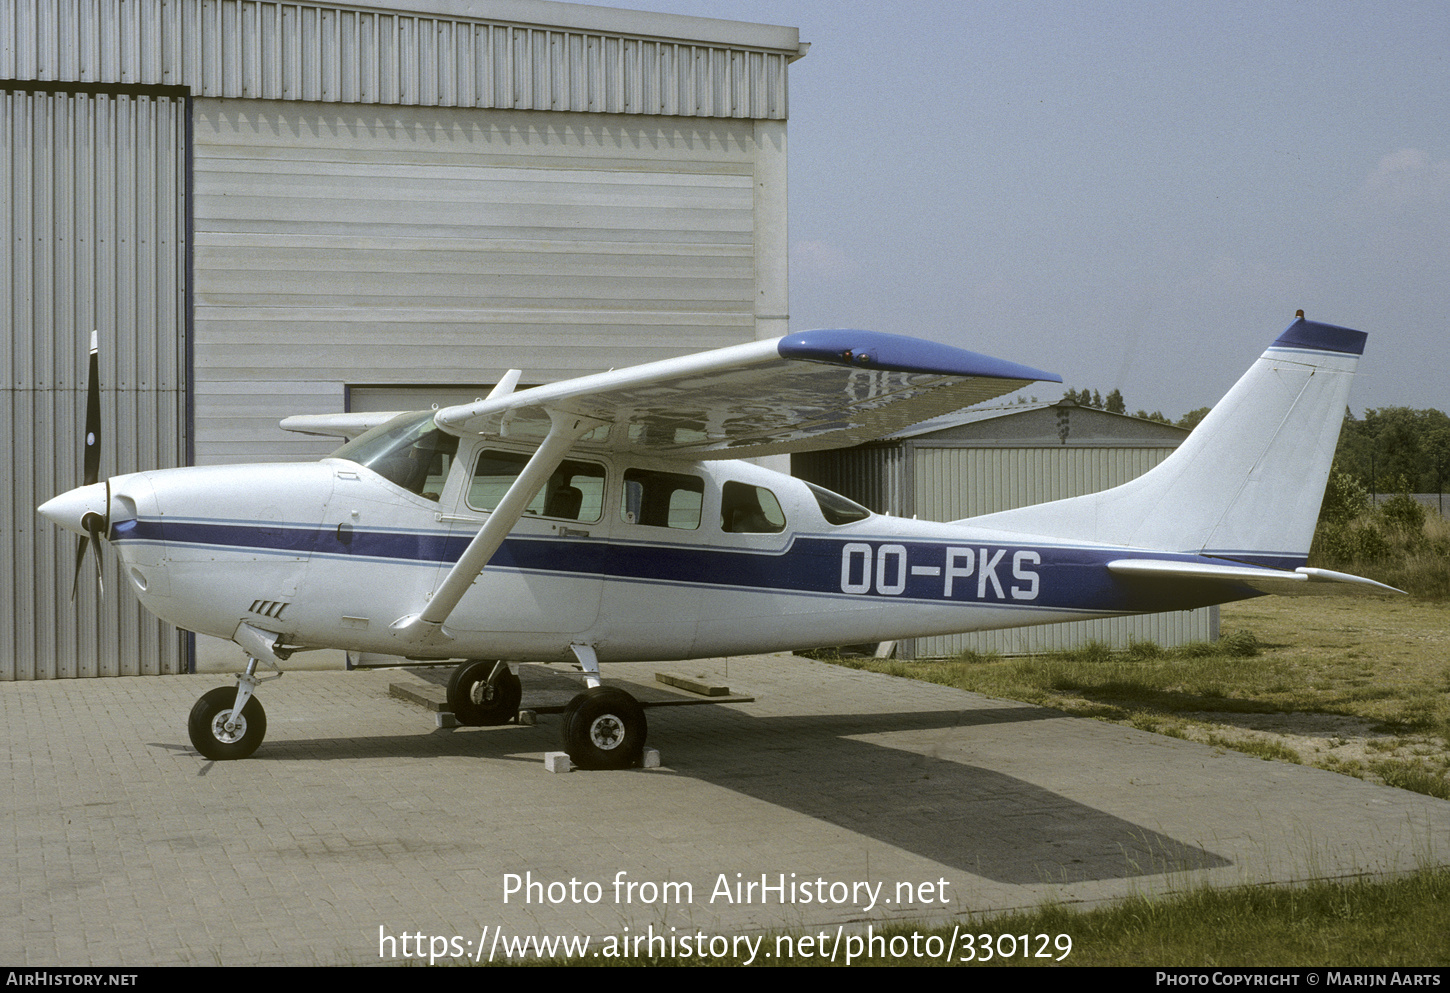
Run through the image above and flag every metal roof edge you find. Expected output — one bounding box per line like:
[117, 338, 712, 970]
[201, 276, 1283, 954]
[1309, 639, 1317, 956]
[345, 0, 803, 52]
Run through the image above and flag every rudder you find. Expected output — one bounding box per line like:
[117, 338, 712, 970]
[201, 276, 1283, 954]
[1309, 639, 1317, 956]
[965, 317, 1367, 567]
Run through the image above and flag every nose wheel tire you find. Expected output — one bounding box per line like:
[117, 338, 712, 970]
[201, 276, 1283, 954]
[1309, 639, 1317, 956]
[447, 660, 523, 727]
[188, 687, 267, 761]
[561, 686, 646, 770]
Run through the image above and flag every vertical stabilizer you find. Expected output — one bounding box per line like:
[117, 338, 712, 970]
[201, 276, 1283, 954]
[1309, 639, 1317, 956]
[965, 318, 1366, 568]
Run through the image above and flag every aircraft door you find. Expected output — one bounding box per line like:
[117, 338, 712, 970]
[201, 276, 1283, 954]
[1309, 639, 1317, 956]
[441, 447, 606, 637]
[597, 466, 709, 657]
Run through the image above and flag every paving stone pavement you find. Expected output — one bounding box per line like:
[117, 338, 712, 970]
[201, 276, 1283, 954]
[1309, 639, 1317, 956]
[3, 654, 1448, 966]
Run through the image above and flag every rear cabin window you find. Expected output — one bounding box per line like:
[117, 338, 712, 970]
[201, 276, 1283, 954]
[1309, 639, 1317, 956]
[621, 468, 704, 530]
[468, 451, 606, 523]
[720, 481, 786, 534]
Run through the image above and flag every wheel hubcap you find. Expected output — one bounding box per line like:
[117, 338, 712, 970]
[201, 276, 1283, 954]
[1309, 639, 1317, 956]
[588, 714, 624, 750]
[211, 710, 246, 743]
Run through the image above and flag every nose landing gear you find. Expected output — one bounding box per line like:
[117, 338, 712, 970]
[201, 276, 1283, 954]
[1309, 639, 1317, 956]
[188, 686, 267, 761]
[187, 648, 283, 761]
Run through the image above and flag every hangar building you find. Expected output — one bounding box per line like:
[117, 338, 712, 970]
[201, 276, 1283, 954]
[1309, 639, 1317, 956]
[794, 400, 1219, 658]
[3, 0, 803, 679]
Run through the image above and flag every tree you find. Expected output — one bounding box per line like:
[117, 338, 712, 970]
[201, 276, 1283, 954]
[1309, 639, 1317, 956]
[1177, 407, 1212, 432]
[1332, 407, 1450, 494]
[1105, 388, 1125, 414]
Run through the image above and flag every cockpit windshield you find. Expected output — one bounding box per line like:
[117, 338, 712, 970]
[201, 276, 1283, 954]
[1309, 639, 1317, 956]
[330, 411, 459, 501]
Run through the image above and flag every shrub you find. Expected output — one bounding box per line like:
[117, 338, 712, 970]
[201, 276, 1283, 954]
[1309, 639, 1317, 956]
[1319, 470, 1370, 528]
[1381, 491, 1427, 542]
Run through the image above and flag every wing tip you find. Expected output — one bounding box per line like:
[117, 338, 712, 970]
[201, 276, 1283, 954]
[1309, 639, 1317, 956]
[778, 329, 1061, 382]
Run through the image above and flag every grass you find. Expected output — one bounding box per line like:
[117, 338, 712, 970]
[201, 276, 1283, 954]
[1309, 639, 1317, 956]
[1311, 495, 1450, 600]
[517, 596, 1450, 969]
[817, 595, 1450, 799]
[527, 868, 1450, 966]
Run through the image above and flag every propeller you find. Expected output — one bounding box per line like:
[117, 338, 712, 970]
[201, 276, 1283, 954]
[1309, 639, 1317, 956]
[71, 330, 107, 600]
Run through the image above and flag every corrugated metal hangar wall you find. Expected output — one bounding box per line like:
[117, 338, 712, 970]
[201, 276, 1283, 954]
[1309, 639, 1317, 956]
[2, 0, 802, 679]
[2, 84, 189, 678]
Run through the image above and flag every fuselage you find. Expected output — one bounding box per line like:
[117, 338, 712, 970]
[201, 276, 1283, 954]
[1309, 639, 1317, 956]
[87, 428, 1251, 665]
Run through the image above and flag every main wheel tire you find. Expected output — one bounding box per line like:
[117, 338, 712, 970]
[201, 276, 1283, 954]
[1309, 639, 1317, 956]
[447, 660, 522, 727]
[188, 686, 267, 761]
[561, 686, 646, 770]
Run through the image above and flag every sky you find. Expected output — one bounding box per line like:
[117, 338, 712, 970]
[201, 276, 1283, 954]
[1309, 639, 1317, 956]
[584, 0, 1448, 418]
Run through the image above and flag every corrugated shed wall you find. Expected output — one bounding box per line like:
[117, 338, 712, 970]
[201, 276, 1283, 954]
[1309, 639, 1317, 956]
[0, 0, 791, 119]
[915, 447, 1181, 520]
[2, 85, 188, 679]
[917, 610, 1219, 660]
[4, 1, 797, 673]
[792, 445, 909, 518]
[907, 445, 1216, 658]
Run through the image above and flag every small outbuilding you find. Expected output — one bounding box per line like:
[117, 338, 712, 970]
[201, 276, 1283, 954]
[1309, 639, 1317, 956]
[794, 399, 1216, 658]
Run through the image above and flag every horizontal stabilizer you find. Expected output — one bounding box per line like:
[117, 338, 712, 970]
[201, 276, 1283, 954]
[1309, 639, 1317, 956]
[1108, 559, 1404, 597]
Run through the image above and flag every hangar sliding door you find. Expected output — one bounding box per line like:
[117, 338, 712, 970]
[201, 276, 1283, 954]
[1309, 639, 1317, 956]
[1, 85, 188, 679]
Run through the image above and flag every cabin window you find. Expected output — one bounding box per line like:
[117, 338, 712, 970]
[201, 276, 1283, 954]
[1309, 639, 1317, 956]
[720, 482, 786, 534]
[331, 411, 458, 501]
[468, 450, 606, 523]
[621, 468, 704, 530]
[805, 482, 872, 525]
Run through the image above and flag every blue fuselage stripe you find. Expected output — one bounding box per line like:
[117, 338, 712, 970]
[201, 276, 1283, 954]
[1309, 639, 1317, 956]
[116, 518, 1265, 614]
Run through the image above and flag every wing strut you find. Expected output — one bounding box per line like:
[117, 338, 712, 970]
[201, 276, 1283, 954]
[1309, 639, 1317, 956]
[389, 408, 606, 645]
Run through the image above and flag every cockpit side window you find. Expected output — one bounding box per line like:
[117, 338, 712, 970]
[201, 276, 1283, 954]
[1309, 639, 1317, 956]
[720, 481, 786, 534]
[468, 450, 606, 523]
[331, 411, 459, 501]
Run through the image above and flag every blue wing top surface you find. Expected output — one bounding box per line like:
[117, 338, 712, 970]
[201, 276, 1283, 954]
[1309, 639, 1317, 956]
[431, 330, 1061, 460]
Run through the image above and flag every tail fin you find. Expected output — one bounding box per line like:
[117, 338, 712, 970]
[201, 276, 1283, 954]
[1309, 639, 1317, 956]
[966, 318, 1366, 568]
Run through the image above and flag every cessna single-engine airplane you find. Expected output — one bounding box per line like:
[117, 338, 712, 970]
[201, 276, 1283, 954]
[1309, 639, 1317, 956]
[39, 316, 1396, 768]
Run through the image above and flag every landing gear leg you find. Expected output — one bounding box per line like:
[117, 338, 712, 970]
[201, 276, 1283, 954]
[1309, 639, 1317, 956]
[188, 657, 278, 760]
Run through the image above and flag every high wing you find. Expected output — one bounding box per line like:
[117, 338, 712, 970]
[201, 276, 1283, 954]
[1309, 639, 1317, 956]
[431, 330, 1060, 459]
[380, 330, 1058, 646]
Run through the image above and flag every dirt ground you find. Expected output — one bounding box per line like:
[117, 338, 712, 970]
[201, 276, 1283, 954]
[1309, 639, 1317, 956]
[1201, 596, 1449, 781]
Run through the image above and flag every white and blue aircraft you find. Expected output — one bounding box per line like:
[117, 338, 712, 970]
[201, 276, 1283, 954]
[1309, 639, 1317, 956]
[39, 316, 1395, 768]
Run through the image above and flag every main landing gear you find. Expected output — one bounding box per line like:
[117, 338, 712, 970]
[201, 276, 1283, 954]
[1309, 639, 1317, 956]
[446, 656, 648, 770]
[447, 660, 523, 727]
[561, 685, 647, 771]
